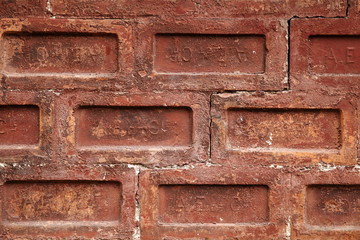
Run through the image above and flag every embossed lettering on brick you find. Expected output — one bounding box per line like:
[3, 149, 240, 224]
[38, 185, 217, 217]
[0, 106, 39, 145]
[0, 0, 45, 17]
[158, 185, 269, 223]
[2, 33, 118, 74]
[306, 185, 360, 226]
[310, 36, 360, 74]
[76, 107, 193, 147]
[154, 34, 265, 73]
[227, 109, 341, 150]
[3, 181, 121, 222]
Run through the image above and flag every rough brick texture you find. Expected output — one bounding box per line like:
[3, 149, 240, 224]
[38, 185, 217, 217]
[0, 0, 359, 240]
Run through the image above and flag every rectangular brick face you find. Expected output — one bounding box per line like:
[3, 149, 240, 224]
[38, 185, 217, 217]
[310, 36, 360, 74]
[211, 92, 357, 166]
[3, 33, 118, 74]
[0, 106, 39, 146]
[227, 109, 341, 150]
[158, 185, 269, 224]
[76, 106, 192, 147]
[3, 181, 121, 222]
[306, 185, 360, 226]
[136, 19, 287, 91]
[50, 0, 347, 18]
[0, 0, 46, 17]
[291, 170, 360, 239]
[140, 167, 289, 239]
[154, 34, 265, 74]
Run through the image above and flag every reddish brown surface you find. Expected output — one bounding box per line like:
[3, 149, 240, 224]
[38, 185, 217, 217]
[306, 185, 360, 226]
[0, 106, 39, 145]
[0, 165, 136, 239]
[3, 33, 118, 74]
[211, 92, 357, 165]
[3, 181, 121, 222]
[50, 0, 346, 18]
[154, 34, 265, 73]
[291, 169, 360, 239]
[76, 106, 192, 147]
[158, 185, 269, 223]
[0, 1, 360, 239]
[140, 167, 289, 240]
[135, 18, 287, 91]
[0, 0, 47, 17]
[55, 92, 209, 166]
[227, 109, 340, 150]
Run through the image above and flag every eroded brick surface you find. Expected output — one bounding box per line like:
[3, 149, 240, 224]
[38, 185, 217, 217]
[0, 0, 360, 239]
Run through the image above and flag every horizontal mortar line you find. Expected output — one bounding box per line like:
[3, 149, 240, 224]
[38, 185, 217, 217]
[4, 73, 118, 78]
[154, 72, 265, 76]
[158, 222, 270, 227]
[227, 148, 340, 154]
[313, 73, 360, 77]
[0, 144, 39, 150]
[2, 220, 120, 227]
[304, 225, 360, 231]
[77, 145, 192, 151]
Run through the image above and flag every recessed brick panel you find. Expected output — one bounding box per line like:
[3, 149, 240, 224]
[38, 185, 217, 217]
[136, 19, 287, 91]
[3, 181, 121, 222]
[154, 34, 265, 74]
[0, 106, 39, 146]
[76, 106, 192, 147]
[0, 19, 133, 90]
[158, 185, 269, 224]
[3, 33, 118, 74]
[140, 167, 289, 239]
[211, 92, 357, 166]
[50, 0, 347, 18]
[291, 169, 360, 239]
[0, 0, 47, 18]
[0, 165, 136, 239]
[291, 18, 360, 91]
[56, 92, 209, 166]
[227, 109, 341, 150]
[306, 185, 360, 226]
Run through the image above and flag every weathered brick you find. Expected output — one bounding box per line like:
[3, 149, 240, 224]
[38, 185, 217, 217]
[211, 92, 357, 166]
[0, 0, 47, 18]
[0, 19, 133, 90]
[50, 0, 347, 18]
[291, 168, 360, 239]
[0, 165, 136, 239]
[0, 91, 54, 164]
[134, 18, 288, 91]
[55, 91, 209, 166]
[291, 18, 360, 92]
[140, 167, 290, 240]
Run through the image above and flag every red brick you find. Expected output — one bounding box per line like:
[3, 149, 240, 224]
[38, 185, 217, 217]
[140, 166, 290, 240]
[291, 169, 360, 239]
[211, 92, 357, 166]
[291, 18, 360, 92]
[0, 91, 54, 164]
[0, 0, 47, 18]
[55, 91, 209, 166]
[0, 19, 133, 90]
[135, 18, 288, 91]
[50, 0, 347, 18]
[0, 165, 136, 239]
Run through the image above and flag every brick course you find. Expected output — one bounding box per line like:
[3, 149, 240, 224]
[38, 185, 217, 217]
[0, 0, 359, 239]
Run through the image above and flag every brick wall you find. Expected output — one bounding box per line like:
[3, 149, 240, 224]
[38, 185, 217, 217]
[0, 0, 359, 239]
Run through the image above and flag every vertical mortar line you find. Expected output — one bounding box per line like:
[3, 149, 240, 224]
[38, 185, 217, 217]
[46, 0, 54, 17]
[287, 17, 292, 90]
[134, 165, 141, 240]
[209, 92, 214, 163]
